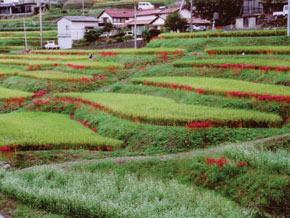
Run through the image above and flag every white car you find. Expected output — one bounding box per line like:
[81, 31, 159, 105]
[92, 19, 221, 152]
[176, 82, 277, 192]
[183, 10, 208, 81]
[273, 5, 289, 17]
[138, 2, 154, 10]
[124, 31, 133, 37]
[44, 40, 59, 49]
[192, 25, 206, 31]
[100, 32, 113, 38]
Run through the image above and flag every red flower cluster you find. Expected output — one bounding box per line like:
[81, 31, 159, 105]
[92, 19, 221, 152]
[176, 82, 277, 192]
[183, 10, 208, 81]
[142, 81, 205, 95]
[4, 97, 26, 106]
[0, 74, 4, 79]
[100, 51, 118, 56]
[53, 97, 105, 111]
[151, 35, 165, 41]
[173, 50, 184, 56]
[67, 76, 106, 83]
[237, 161, 247, 167]
[228, 91, 290, 104]
[206, 50, 217, 55]
[32, 99, 51, 105]
[66, 64, 86, 69]
[206, 157, 228, 168]
[106, 66, 118, 71]
[138, 67, 147, 71]
[32, 91, 47, 98]
[79, 119, 98, 133]
[188, 121, 213, 129]
[27, 64, 41, 71]
[0, 146, 14, 152]
[158, 51, 168, 60]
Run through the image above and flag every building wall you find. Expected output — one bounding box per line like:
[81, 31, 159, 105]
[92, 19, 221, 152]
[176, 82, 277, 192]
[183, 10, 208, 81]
[99, 12, 113, 23]
[57, 18, 98, 49]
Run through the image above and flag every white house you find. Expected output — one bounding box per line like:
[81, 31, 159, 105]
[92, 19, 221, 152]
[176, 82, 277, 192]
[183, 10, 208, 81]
[57, 16, 99, 49]
[97, 9, 134, 27]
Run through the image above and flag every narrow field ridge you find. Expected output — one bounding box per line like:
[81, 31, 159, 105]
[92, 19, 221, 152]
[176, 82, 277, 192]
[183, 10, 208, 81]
[18, 133, 290, 173]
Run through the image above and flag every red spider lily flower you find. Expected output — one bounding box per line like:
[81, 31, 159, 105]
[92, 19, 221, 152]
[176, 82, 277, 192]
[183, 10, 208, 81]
[32, 99, 51, 105]
[187, 121, 213, 129]
[0, 146, 14, 152]
[70, 114, 74, 119]
[0, 74, 4, 79]
[91, 128, 98, 132]
[32, 91, 47, 98]
[100, 51, 118, 57]
[173, 50, 184, 56]
[66, 64, 86, 69]
[107, 67, 118, 71]
[138, 67, 147, 71]
[236, 162, 247, 167]
[205, 157, 228, 168]
[197, 89, 205, 94]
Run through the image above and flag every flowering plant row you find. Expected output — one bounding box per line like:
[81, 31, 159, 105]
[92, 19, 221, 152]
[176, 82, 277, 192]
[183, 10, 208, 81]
[100, 51, 118, 57]
[140, 80, 289, 104]
[205, 46, 290, 55]
[205, 157, 247, 168]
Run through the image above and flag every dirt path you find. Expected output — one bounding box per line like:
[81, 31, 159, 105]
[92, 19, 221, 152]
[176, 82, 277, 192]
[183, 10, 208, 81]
[18, 133, 290, 173]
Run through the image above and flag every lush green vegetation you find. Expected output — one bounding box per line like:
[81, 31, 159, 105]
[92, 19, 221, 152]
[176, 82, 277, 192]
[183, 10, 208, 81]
[30, 48, 185, 55]
[160, 29, 287, 38]
[173, 58, 290, 70]
[17, 71, 94, 81]
[147, 36, 290, 52]
[0, 59, 124, 70]
[131, 76, 290, 96]
[0, 166, 255, 218]
[0, 112, 122, 149]
[206, 46, 290, 55]
[56, 92, 282, 127]
[0, 86, 32, 100]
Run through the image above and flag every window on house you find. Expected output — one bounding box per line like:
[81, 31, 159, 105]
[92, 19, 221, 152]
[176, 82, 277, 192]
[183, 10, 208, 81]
[65, 25, 69, 30]
[103, 18, 108, 23]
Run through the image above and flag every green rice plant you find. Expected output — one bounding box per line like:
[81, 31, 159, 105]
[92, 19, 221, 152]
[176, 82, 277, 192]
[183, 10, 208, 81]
[0, 166, 254, 218]
[0, 86, 32, 100]
[147, 36, 290, 52]
[0, 67, 22, 75]
[17, 71, 94, 81]
[0, 112, 122, 149]
[55, 92, 282, 127]
[0, 59, 123, 70]
[160, 29, 286, 39]
[205, 46, 290, 55]
[0, 54, 88, 61]
[0, 30, 57, 37]
[131, 76, 290, 97]
[173, 58, 290, 70]
[30, 48, 185, 55]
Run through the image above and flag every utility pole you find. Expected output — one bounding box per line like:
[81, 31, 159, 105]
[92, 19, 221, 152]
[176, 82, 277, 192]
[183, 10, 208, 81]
[39, 0, 43, 48]
[23, 7, 28, 51]
[287, 0, 290, 37]
[190, 0, 193, 32]
[82, 0, 85, 15]
[23, 15, 28, 51]
[134, 3, 137, 49]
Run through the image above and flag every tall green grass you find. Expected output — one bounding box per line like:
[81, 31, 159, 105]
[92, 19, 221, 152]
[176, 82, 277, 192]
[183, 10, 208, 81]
[0, 112, 122, 149]
[56, 92, 282, 127]
[131, 76, 290, 97]
[0, 166, 254, 218]
[0, 86, 32, 100]
[205, 46, 290, 55]
[17, 71, 94, 81]
[160, 29, 286, 38]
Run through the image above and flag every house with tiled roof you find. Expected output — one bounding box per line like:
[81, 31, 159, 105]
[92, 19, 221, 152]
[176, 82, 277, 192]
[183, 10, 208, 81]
[98, 9, 134, 26]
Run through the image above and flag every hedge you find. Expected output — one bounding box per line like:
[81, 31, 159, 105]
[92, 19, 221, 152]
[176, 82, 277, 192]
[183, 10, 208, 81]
[205, 46, 290, 55]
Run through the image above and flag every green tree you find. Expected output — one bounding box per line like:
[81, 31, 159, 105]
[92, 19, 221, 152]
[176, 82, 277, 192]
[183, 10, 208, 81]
[84, 29, 102, 42]
[103, 23, 114, 33]
[142, 28, 161, 42]
[187, 0, 243, 26]
[165, 12, 188, 32]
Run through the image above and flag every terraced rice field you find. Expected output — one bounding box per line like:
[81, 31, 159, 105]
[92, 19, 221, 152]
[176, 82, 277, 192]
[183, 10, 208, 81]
[0, 33, 289, 218]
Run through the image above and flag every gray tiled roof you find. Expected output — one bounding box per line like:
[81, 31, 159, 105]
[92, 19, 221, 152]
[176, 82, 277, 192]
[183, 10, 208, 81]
[63, 16, 98, 22]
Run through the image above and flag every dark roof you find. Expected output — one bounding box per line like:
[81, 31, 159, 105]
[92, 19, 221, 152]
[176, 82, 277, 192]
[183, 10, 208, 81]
[62, 16, 98, 22]
[136, 9, 161, 16]
[0, 2, 36, 7]
[98, 9, 134, 18]
[159, 7, 180, 14]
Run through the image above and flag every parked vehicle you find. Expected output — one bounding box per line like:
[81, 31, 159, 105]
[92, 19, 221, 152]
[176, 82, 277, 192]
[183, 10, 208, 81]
[138, 2, 154, 10]
[124, 31, 133, 37]
[273, 5, 289, 17]
[44, 41, 59, 49]
[192, 25, 206, 31]
[100, 32, 112, 38]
